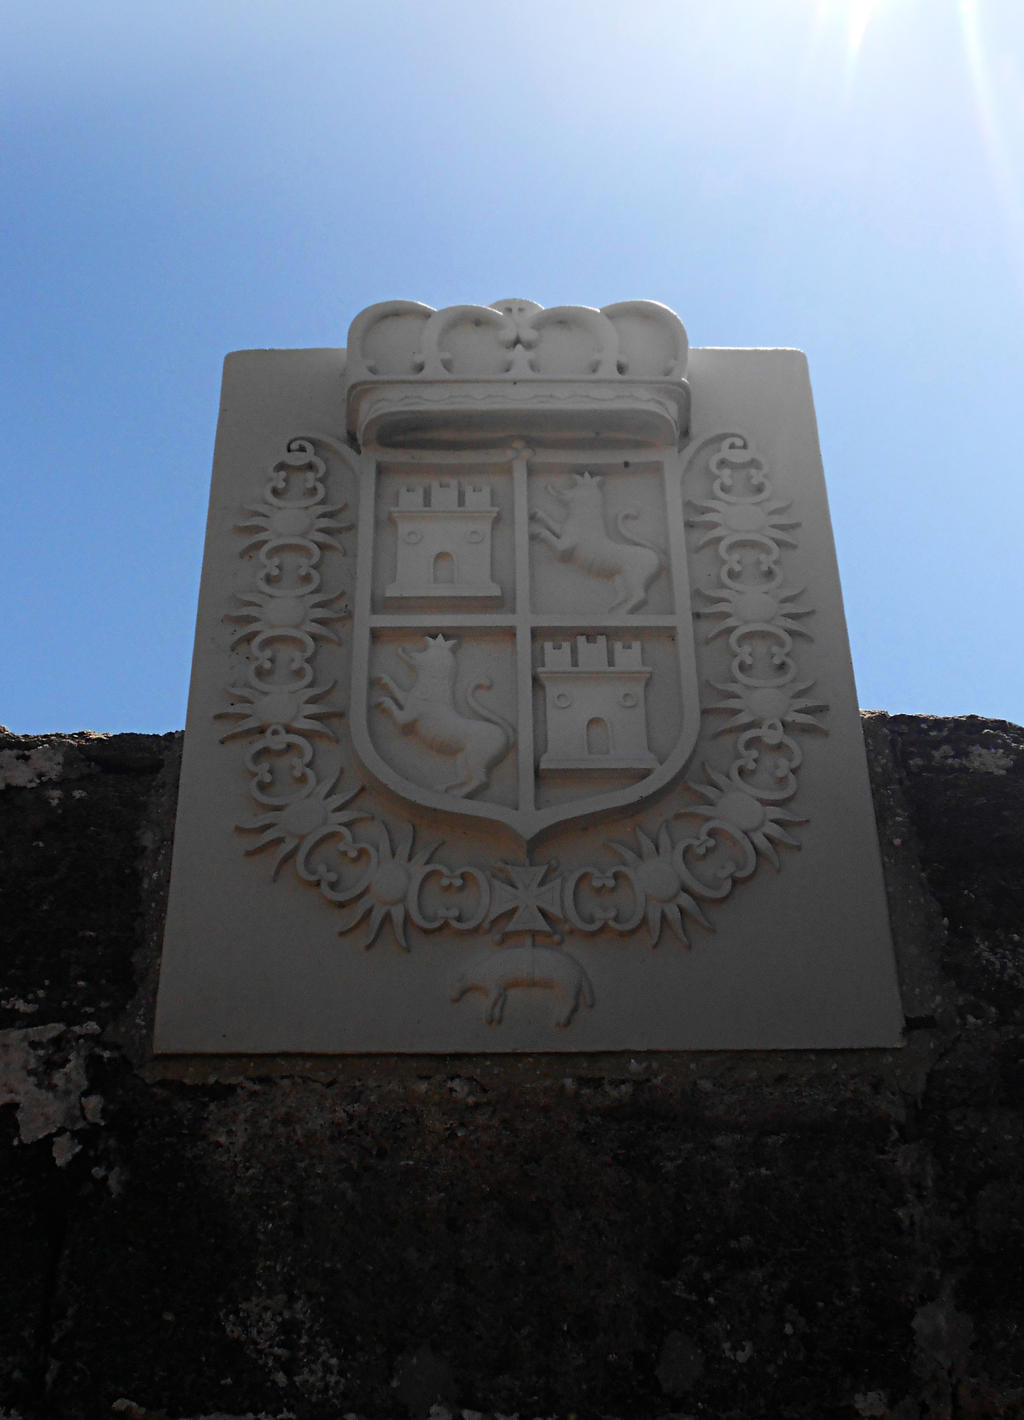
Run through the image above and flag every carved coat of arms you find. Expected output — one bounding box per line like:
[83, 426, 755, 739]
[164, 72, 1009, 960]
[154, 299, 904, 1052]
[348, 452, 699, 843]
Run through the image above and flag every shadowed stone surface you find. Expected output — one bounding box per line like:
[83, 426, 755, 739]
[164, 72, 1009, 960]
[1, 714, 1022, 1420]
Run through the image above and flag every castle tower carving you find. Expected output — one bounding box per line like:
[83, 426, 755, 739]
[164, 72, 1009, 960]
[538, 635, 656, 772]
[386, 480, 500, 599]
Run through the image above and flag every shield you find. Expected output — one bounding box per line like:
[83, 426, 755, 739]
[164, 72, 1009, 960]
[348, 448, 700, 845]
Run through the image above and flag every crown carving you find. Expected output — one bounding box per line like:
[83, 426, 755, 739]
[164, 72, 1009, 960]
[342, 299, 690, 451]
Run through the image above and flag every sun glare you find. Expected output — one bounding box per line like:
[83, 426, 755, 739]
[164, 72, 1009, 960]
[844, 0, 886, 58]
[812, 0, 890, 91]
[958, 0, 1024, 293]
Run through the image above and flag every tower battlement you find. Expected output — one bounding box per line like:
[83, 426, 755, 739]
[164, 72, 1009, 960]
[395, 481, 493, 512]
[541, 635, 646, 672]
[537, 635, 655, 773]
[386, 479, 500, 599]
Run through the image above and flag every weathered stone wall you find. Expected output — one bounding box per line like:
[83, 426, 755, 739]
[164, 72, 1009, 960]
[1, 714, 1021, 1420]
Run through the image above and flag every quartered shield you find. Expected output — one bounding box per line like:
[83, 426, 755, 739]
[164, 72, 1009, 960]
[348, 447, 700, 845]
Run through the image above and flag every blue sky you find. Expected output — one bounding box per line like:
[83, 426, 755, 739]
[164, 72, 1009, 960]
[3, 0, 1022, 732]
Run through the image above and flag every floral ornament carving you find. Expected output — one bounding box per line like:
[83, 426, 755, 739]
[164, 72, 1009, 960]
[239, 772, 369, 879]
[685, 430, 825, 879]
[219, 438, 351, 748]
[220, 429, 825, 1025]
[221, 436, 361, 886]
[566, 825, 712, 941]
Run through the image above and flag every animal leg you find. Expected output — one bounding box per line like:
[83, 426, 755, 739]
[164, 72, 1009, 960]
[530, 508, 562, 536]
[442, 751, 477, 797]
[610, 574, 648, 614]
[554, 988, 577, 1028]
[608, 574, 629, 612]
[375, 697, 416, 729]
[532, 524, 578, 563]
[557, 969, 595, 1026]
[443, 771, 484, 797]
[530, 525, 564, 555]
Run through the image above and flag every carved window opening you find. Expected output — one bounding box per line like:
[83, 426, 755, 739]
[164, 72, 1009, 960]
[586, 717, 612, 756]
[433, 551, 455, 585]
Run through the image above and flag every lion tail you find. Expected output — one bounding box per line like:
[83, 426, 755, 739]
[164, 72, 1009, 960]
[616, 507, 663, 560]
[466, 679, 516, 744]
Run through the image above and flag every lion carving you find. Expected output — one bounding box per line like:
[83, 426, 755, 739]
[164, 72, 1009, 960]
[530, 471, 662, 613]
[373, 635, 514, 797]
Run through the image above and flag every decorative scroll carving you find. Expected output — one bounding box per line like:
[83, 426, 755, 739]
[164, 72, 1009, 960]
[328, 824, 438, 952]
[681, 431, 826, 894]
[217, 441, 351, 752]
[408, 864, 491, 933]
[220, 438, 363, 899]
[568, 826, 713, 943]
[530, 471, 663, 613]
[239, 779, 369, 881]
[218, 680, 340, 742]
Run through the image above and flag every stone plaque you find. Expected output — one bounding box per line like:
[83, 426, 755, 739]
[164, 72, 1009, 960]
[154, 299, 903, 1052]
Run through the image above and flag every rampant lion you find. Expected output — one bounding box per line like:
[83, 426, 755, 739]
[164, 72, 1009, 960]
[530, 471, 662, 613]
[374, 635, 514, 797]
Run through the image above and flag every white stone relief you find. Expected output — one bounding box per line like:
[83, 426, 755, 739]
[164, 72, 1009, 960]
[346, 298, 688, 384]
[217, 438, 351, 747]
[486, 862, 565, 942]
[155, 304, 908, 1054]
[683, 431, 826, 897]
[373, 635, 515, 797]
[538, 635, 656, 772]
[386, 480, 500, 599]
[530, 472, 663, 613]
[239, 772, 369, 880]
[354, 381, 690, 452]
[343, 299, 691, 450]
[212, 328, 827, 1033]
[349, 448, 698, 841]
[451, 944, 595, 1027]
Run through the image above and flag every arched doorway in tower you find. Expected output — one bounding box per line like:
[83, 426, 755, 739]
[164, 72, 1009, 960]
[585, 716, 612, 756]
[432, 551, 456, 585]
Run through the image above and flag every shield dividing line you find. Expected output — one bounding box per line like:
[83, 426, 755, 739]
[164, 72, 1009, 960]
[348, 448, 700, 846]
